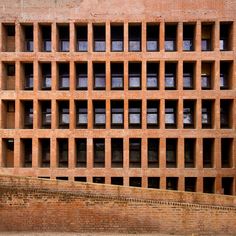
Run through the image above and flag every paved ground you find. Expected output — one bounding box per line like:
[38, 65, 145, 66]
[0, 233, 184, 236]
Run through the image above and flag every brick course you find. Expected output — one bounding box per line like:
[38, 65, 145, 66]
[0, 175, 235, 234]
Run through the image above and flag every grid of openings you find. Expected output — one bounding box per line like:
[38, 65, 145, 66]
[0, 21, 235, 196]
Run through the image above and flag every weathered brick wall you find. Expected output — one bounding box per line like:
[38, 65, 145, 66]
[0, 175, 235, 235]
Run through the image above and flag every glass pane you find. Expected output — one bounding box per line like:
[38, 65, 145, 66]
[78, 113, 87, 124]
[183, 75, 192, 88]
[165, 40, 175, 51]
[26, 75, 33, 88]
[61, 40, 69, 51]
[147, 41, 158, 51]
[95, 75, 105, 88]
[201, 39, 210, 51]
[165, 113, 175, 124]
[26, 41, 34, 52]
[130, 114, 140, 124]
[94, 41, 105, 51]
[60, 75, 69, 88]
[112, 41, 123, 51]
[43, 75, 51, 88]
[220, 74, 228, 88]
[129, 41, 140, 51]
[77, 75, 87, 88]
[184, 113, 193, 124]
[202, 113, 209, 124]
[61, 113, 69, 124]
[201, 75, 210, 88]
[147, 75, 158, 88]
[111, 75, 123, 88]
[183, 40, 193, 51]
[165, 75, 175, 88]
[77, 41, 88, 52]
[147, 113, 158, 124]
[43, 113, 51, 124]
[95, 114, 105, 124]
[44, 40, 51, 52]
[220, 39, 227, 50]
[129, 75, 140, 88]
[112, 114, 123, 124]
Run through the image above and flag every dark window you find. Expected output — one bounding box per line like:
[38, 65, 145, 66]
[24, 101, 33, 129]
[183, 100, 195, 128]
[93, 139, 105, 168]
[41, 25, 51, 52]
[41, 63, 51, 90]
[74, 177, 87, 182]
[129, 62, 141, 89]
[76, 101, 87, 128]
[129, 100, 141, 128]
[165, 24, 177, 51]
[147, 24, 159, 51]
[7, 64, 15, 76]
[129, 24, 141, 52]
[111, 177, 123, 186]
[183, 24, 195, 51]
[203, 177, 215, 193]
[165, 101, 177, 128]
[201, 62, 212, 90]
[129, 139, 141, 168]
[22, 139, 32, 167]
[220, 23, 232, 51]
[203, 138, 214, 168]
[202, 100, 213, 128]
[76, 139, 87, 168]
[58, 25, 69, 52]
[183, 63, 194, 89]
[40, 139, 50, 168]
[93, 177, 105, 184]
[201, 24, 212, 51]
[58, 63, 69, 90]
[166, 177, 178, 190]
[24, 63, 33, 90]
[222, 177, 233, 195]
[220, 62, 231, 90]
[147, 100, 159, 128]
[76, 25, 88, 52]
[148, 177, 160, 189]
[76, 63, 87, 90]
[93, 25, 106, 52]
[58, 139, 68, 168]
[221, 138, 233, 168]
[58, 101, 69, 128]
[147, 62, 159, 89]
[111, 25, 123, 52]
[41, 101, 51, 128]
[184, 139, 195, 168]
[166, 139, 177, 168]
[111, 138, 123, 168]
[93, 63, 105, 90]
[129, 177, 142, 187]
[56, 177, 68, 180]
[111, 63, 123, 90]
[111, 101, 124, 128]
[220, 100, 232, 128]
[6, 25, 15, 36]
[24, 25, 33, 52]
[185, 177, 196, 192]
[165, 63, 176, 89]
[93, 101, 106, 128]
[148, 138, 159, 168]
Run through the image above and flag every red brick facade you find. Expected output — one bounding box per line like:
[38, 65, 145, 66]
[0, 0, 235, 195]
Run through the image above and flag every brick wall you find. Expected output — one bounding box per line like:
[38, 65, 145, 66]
[0, 175, 235, 235]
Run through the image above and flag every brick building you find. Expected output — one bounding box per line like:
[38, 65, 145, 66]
[0, 0, 235, 195]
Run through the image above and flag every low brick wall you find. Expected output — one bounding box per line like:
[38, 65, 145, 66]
[0, 175, 235, 235]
